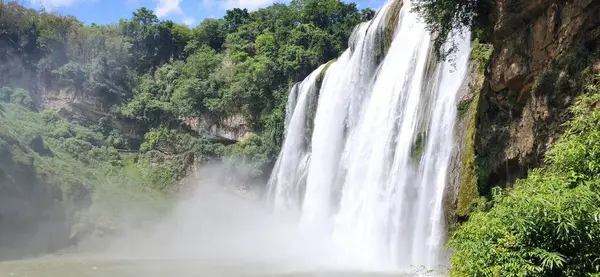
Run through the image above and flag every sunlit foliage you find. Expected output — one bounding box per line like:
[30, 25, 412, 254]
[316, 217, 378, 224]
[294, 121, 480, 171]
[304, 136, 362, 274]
[449, 76, 600, 277]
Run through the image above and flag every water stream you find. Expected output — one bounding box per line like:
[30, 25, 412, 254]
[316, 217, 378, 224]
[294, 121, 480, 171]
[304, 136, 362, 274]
[268, 0, 471, 271]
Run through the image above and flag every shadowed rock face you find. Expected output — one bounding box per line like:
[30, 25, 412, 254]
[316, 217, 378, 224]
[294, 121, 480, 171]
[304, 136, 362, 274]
[491, 0, 600, 94]
[477, 0, 600, 189]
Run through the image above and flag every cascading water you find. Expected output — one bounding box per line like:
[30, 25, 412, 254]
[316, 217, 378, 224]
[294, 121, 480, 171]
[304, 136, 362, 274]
[268, 64, 325, 212]
[268, 0, 472, 272]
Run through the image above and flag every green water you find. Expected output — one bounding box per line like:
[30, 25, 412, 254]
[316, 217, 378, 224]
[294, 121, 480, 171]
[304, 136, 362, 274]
[0, 255, 411, 277]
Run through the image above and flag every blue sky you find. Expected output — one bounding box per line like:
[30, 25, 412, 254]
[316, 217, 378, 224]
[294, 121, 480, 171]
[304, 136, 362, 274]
[22, 0, 387, 27]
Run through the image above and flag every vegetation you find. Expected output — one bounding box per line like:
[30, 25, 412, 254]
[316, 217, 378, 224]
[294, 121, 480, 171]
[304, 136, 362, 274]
[413, 0, 492, 58]
[470, 38, 493, 71]
[455, 38, 492, 217]
[0, 0, 374, 184]
[0, 101, 177, 230]
[457, 92, 480, 217]
[0, 0, 377, 243]
[449, 76, 600, 276]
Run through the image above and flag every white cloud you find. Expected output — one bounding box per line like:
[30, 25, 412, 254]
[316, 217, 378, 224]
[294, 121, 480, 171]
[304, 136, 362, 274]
[155, 0, 183, 17]
[28, 0, 83, 8]
[183, 16, 196, 25]
[221, 0, 279, 11]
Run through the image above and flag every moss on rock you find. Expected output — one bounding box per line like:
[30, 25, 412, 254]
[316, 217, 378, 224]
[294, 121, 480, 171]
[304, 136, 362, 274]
[308, 59, 336, 142]
[470, 39, 493, 71]
[411, 132, 426, 159]
[383, 0, 403, 56]
[457, 91, 480, 217]
[455, 48, 489, 218]
[316, 59, 336, 86]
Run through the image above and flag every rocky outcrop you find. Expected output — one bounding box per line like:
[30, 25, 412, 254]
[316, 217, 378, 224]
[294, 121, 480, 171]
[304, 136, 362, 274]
[40, 85, 110, 125]
[446, 60, 485, 228]
[183, 114, 253, 143]
[476, 0, 600, 190]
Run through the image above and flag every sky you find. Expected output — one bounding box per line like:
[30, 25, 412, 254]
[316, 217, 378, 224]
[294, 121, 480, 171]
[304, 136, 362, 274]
[21, 0, 387, 27]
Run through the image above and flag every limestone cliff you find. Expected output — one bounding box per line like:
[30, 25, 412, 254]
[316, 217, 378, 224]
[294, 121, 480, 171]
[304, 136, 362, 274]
[39, 85, 110, 124]
[450, 0, 600, 218]
[182, 114, 253, 143]
[478, 0, 600, 190]
[37, 85, 254, 144]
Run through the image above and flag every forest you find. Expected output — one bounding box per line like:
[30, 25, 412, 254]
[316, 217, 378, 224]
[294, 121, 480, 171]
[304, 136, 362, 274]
[0, 0, 375, 182]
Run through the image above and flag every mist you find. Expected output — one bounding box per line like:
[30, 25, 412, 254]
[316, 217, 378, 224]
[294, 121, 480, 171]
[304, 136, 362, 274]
[71, 162, 356, 276]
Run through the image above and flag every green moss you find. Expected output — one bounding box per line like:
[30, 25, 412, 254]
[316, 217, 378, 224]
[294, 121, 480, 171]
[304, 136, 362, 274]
[411, 132, 426, 158]
[457, 92, 480, 217]
[457, 99, 472, 116]
[316, 59, 336, 85]
[383, 0, 403, 56]
[470, 39, 493, 71]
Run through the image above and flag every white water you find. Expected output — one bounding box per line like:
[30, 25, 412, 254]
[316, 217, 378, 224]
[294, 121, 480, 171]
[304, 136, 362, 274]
[268, 0, 471, 272]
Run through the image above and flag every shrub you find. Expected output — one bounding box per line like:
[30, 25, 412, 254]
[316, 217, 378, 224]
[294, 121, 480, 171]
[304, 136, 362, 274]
[51, 124, 75, 139]
[41, 110, 63, 124]
[140, 126, 196, 155]
[449, 79, 600, 277]
[0, 87, 34, 109]
[222, 134, 270, 178]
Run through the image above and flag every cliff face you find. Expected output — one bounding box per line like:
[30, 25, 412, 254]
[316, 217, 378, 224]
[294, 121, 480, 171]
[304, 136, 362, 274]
[447, 0, 600, 220]
[39, 86, 110, 124]
[182, 114, 254, 144]
[477, 0, 600, 189]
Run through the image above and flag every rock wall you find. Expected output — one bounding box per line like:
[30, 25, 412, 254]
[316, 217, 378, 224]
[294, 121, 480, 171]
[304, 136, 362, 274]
[183, 114, 253, 143]
[40, 85, 110, 125]
[446, 60, 484, 227]
[477, 0, 600, 190]
[448, 0, 600, 220]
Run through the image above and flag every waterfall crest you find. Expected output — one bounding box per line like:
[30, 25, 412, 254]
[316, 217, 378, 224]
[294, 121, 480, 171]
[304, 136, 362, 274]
[268, 0, 472, 271]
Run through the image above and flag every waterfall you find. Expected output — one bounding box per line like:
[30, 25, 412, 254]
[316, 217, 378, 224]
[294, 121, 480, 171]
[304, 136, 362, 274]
[268, 0, 472, 271]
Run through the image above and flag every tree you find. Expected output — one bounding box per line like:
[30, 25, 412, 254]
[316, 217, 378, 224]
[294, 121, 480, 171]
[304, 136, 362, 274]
[361, 8, 376, 21]
[121, 8, 191, 72]
[191, 19, 227, 51]
[224, 8, 251, 33]
[0, 0, 376, 181]
[413, 0, 492, 58]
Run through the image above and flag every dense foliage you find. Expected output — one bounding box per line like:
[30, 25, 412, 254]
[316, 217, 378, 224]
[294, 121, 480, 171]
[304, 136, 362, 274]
[449, 77, 600, 276]
[0, 99, 179, 231]
[0, 0, 373, 181]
